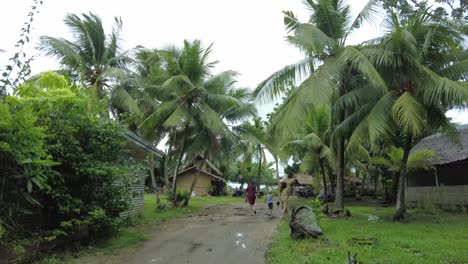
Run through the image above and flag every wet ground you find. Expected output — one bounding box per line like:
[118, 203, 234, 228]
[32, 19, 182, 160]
[128, 203, 280, 264]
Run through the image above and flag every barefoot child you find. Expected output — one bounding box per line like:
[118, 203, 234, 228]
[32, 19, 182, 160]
[266, 191, 274, 216]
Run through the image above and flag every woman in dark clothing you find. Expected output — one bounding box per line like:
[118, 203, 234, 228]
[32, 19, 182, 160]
[245, 183, 257, 214]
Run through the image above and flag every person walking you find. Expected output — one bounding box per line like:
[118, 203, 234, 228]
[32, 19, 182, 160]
[277, 181, 290, 218]
[245, 182, 257, 215]
[266, 190, 274, 216]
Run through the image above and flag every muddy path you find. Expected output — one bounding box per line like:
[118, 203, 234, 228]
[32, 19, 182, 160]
[128, 202, 280, 264]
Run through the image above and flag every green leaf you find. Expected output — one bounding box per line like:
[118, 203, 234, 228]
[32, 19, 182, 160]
[27, 181, 32, 193]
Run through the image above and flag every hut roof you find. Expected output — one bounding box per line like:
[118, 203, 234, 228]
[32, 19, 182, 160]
[177, 166, 226, 182]
[288, 173, 314, 185]
[182, 154, 222, 176]
[411, 125, 468, 165]
[124, 131, 164, 160]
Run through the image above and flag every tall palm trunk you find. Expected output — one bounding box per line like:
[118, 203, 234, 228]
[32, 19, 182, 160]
[164, 130, 176, 189]
[257, 145, 262, 193]
[390, 172, 399, 203]
[183, 157, 205, 206]
[171, 126, 189, 206]
[163, 147, 170, 188]
[319, 158, 328, 203]
[394, 134, 412, 221]
[360, 170, 367, 195]
[333, 81, 347, 213]
[334, 137, 345, 212]
[148, 155, 161, 208]
[327, 164, 335, 194]
[275, 156, 280, 185]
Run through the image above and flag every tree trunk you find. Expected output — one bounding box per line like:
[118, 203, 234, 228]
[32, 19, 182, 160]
[275, 156, 280, 185]
[374, 174, 379, 195]
[394, 134, 413, 221]
[171, 127, 189, 206]
[163, 140, 171, 188]
[390, 172, 399, 203]
[333, 136, 345, 212]
[257, 145, 262, 193]
[148, 155, 161, 208]
[182, 169, 201, 207]
[327, 164, 335, 195]
[360, 169, 369, 196]
[319, 159, 328, 203]
[333, 83, 346, 213]
[165, 128, 178, 190]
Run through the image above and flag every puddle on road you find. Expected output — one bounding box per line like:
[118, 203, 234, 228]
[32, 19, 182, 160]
[235, 232, 248, 249]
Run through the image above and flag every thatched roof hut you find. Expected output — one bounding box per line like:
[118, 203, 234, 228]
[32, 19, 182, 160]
[407, 125, 468, 206]
[411, 124, 468, 165]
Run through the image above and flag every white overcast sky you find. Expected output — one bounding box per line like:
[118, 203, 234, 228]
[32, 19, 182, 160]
[1, 0, 467, 124]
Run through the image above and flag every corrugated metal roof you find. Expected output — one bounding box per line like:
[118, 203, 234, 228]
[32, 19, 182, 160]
[124, 131, 164, 158]
[411, 125, 468, 165]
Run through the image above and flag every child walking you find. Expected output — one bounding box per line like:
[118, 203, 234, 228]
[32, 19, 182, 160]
[266, 191, 274, 216]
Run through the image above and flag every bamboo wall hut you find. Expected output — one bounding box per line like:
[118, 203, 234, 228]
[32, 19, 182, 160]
[407, 125, 468, 206]
[172, 155, 226, 196]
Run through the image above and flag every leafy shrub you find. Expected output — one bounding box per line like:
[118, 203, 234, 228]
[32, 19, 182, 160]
[167, 191, 191, 206]
[308, 198, 325, 223]
[0, 72, 134, 242]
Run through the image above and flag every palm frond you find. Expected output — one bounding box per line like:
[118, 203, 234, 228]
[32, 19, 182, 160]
[254, 58, 313, 103]
[338, 46, 387, 94]
[407, 148, 439, 173]
[343, 0, 381, 43]
[392, 91, 426, 136]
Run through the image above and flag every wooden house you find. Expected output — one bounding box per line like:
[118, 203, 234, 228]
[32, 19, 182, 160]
[407, 125, 468, 206]
[172, 155, 226, 196]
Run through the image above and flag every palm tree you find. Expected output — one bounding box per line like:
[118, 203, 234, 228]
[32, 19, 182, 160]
[343, 9, 468, 220]
[234, 117, 268, 192]
[286, 105, 332, 201]
[138, 40, 255, 205]
[39, 13, 130, 102]
[254, 0, 386, 213]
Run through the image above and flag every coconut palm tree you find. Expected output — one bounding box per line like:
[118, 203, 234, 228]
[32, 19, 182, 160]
[254, 0, 386, 213]
[39, 13, 130, 101]
[234, 117, 268, 192]
[342, 9, 468, 220]
[286, 105, 332, 200]
[137, 40, 255, 205]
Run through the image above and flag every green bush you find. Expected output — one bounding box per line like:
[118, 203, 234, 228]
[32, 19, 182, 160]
[0, 72, 135, 242]
[167, 191, 191, 206]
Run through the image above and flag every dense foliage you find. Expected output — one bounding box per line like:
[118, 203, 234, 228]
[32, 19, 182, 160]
[0, 72, 135, 244]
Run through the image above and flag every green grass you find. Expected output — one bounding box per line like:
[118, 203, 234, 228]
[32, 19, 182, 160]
[266, 203, 468, 264]
[37, 194, 242, 263]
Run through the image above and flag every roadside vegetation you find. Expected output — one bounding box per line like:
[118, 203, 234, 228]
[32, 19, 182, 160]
[0, 0, 467, 262]
[36, 194, 242, 264]
[267, 203, 468, 264]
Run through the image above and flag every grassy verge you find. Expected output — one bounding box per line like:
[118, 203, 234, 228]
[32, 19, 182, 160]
[38, 194, 242, 264]
[266, 202, 468, 264]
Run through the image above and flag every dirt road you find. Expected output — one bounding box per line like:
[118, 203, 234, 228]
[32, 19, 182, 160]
[129, 202, 280, 264]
